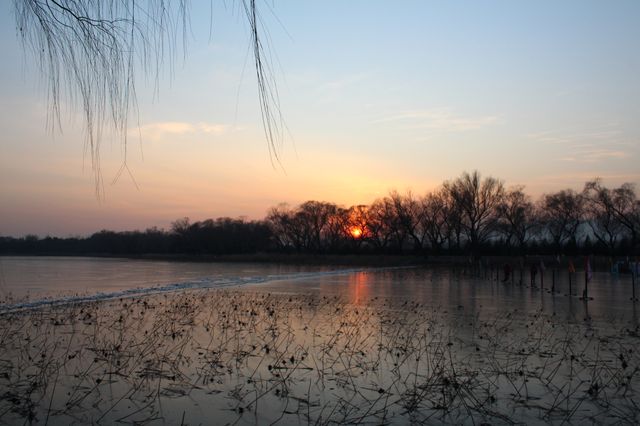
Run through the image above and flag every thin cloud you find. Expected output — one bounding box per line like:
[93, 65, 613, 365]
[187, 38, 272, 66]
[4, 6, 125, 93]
[527, 123, 635, 163]
[374, 108, 500, 132]
[318, 73, 369, 92]
[560, 148, 630, 163]
[134, 121, 231, 141]
[197, 123, 230, 134]
[529, 172, 640, 192]
[526, 123, 622, 145]
[141, 122, 194, 134]
[582, 149, 629, 160]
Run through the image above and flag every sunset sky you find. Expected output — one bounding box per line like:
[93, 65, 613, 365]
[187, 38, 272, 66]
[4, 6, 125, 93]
[1, 1, 639, 237]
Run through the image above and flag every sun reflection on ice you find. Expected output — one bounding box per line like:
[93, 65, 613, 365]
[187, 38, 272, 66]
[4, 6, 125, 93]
[349, 271, 370, 305]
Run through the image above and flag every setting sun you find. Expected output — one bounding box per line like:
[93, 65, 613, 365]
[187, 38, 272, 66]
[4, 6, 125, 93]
[349, 227, 363, 239]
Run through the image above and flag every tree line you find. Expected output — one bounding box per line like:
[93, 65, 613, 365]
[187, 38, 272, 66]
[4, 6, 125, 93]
[0, 218, 271, 256]
[267, 172, 639, 257]
[1, 172, 639, 257]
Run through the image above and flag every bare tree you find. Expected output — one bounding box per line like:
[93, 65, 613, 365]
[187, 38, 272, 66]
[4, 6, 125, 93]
[266, 203, 296, 250]
[538, 189, 584, 251]
[389, 190, 425, 251]
[324, 206, 349, 251]
[13, 0, 281, 194]
[170, 216, 191, 236]
[442, 189, 464, 252]
[443, 171, 505, 256]
[497, 186, 537, 252]
[419, 188, 450, 254]
[366, 198, 397, 251]
[346, 205, 370, 249]
[295, 201, 338, 252]
[583, 179, 640, 252]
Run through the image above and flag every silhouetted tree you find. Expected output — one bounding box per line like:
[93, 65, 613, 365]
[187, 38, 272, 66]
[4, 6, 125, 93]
[389, 191, 425, 252]
[497, 186, 537, 252]
[171, 217, 191, 235]
[266, 204, 304, 251]
[419, 189, 450, 253]
[443, 171, 505, 256]
[324, 207, 349, 251]
[584, 179, 640, 253]
[346, 205, 370, 250]
[583, 183, 625, 255]
[442, 189, 464, 252]
[538, 189, 584, 252]
[366, 198, 398, 252]
[297, 201, 338, 252]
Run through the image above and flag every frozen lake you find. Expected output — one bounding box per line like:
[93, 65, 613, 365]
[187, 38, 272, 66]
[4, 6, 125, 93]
[1, 256, 639, 424]
[1, 256, 638, 324]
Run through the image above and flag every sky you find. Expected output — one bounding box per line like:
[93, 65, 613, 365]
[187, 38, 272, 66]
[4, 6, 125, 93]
[1, 1, 639, 237]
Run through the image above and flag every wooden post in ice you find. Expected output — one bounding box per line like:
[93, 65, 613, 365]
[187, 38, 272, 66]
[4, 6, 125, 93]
[632, 261, 637, 302]
[568, 260, 575, 296]
[583, 256, 591, 300]
[568, 270, 572, 295]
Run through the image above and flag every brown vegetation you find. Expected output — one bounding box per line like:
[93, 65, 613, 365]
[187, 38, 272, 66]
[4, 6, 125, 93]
[1, 288, 638, 424]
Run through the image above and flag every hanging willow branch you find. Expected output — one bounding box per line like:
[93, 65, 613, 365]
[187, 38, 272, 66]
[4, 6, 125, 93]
[13, 0, 282, 196]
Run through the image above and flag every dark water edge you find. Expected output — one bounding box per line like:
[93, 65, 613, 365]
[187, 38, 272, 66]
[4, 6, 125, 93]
[0, 252, 627, 265]
[2, 252, 635, 271]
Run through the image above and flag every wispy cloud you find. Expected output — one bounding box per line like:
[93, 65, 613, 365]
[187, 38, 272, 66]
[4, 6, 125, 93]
[526, 171, 640, 195]
[525, 122, 622, 146]
[373, 108, 500, 132]
[134, 121, 231, 141]
[560, 148, 630, 163]
[527, 123, 635, 163]
[307, 72, 372, 105]
[318, 73, 369, 92]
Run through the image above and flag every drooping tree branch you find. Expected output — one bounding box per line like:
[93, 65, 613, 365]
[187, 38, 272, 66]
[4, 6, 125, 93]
[13, 0, 282, 196]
